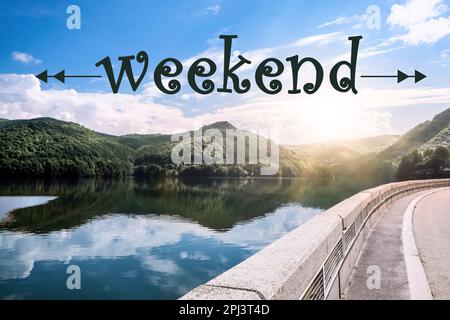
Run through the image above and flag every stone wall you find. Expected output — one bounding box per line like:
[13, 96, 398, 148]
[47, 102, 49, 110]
[181, 179, 450, 300]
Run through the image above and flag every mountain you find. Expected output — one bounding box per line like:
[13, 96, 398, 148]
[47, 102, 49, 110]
[202, 121, 237, 131]
[105, 121, 237, 151]
[0, 119, 9, 128]
[0, 118, 133, 177]
[108, 121, 237, 151]
[0, 119, 312, 177]
[329, 135, 400, 154]
[110, 133, 171, 150]
[133, 121, 313, 177]
[377, 108, 450, 162]
[345, 108, 450, 181]
[285, 134, 399, 166]
[286, 144, 359, 166]
[0, 109, 448, 179]
[419, 125, 450, 152]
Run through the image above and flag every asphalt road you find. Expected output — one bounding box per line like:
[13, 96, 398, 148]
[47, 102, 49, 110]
[413, 189, 450, 300]
[344, 190, 431, 300]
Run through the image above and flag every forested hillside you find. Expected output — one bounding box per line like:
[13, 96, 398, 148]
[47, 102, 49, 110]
[378, 108, 450, 161]
[0, 118, 133, 177]
[133, 121, 313, 177]
[0, 118, 312, 178]
[0, 108, 448, 179]
[348, 108, 450, 181]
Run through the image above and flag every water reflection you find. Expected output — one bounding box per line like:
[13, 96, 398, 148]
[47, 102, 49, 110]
[0, 197, 56, 220]
[0, 178, 372, 233]
[0, 177, 375, 299]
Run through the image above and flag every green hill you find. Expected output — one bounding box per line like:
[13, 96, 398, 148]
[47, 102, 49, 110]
[0, 118, 312, 178]
[0, 118, 133, 177]
[378, 108, 450, 162]
[286, 144, 359, 166]
[348, 108, 450, 181]
[133, 121, 313, 177]
[107, 133, 171, 150]
[285, 134, 399, 166]
[332, 135, 400, 154]
[418, 124, 450, 152]
[0, 119, 9, 128]
[1, 109, 448, 179]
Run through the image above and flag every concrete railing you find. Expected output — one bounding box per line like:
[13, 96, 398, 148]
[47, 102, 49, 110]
[181, 178, 450, 300]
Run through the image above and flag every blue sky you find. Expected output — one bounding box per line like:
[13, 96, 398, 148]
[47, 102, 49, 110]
[1, 0, 450, 143]
[0, 0, 382, 73]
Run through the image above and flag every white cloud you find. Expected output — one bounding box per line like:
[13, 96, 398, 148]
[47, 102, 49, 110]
[335, 45, 406, 61]
[11, 51, 42, 65]
[441, 48, 450, 58]
[387, 0, 450, 45]
[317, 15, 367, 28]
[0, 74, 190, 135]
[2, 30, 450, 144]
[318, 17, 348, 28]
[0, 203, 320, 280]
[290, 32, 344, 47]
[204, 4, 220, 15]
[388, 0, 447, 27]
[180, 93, 205, 101]
[2, 70, 450, 144]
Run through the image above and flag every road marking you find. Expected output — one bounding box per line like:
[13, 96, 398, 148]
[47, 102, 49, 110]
[402, 187, 450, 300]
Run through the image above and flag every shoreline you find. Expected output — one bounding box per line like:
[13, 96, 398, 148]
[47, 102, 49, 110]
[0, 196, 57, 220]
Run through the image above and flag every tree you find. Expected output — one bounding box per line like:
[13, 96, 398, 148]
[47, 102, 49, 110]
[397, 151, 422, 180]
[428, 146, 449, 177]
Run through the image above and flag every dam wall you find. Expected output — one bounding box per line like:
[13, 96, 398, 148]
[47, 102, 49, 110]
[181, 179, 450, 300]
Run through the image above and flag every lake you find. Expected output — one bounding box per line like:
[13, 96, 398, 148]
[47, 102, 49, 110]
[0, 177, 375, 299]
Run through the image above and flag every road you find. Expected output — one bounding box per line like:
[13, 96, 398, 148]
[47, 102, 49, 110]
[413, 189, 450, 300]
[344, 188, 450, 300]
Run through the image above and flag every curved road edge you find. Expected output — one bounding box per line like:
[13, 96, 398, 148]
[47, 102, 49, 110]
[402, 187, 450, 300]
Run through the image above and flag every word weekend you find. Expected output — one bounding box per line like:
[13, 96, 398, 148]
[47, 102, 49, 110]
[96, 35, 363, 95]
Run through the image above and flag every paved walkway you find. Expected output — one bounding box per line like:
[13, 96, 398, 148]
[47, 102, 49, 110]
[344, 190, 431, 300]
[413, 189, 450, 300]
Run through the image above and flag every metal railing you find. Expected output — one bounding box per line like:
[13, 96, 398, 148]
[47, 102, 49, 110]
[301, 179, 450, 300]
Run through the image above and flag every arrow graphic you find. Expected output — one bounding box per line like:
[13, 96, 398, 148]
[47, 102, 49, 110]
[361, 70, 426, 84]
[36, 70, 102, 83]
